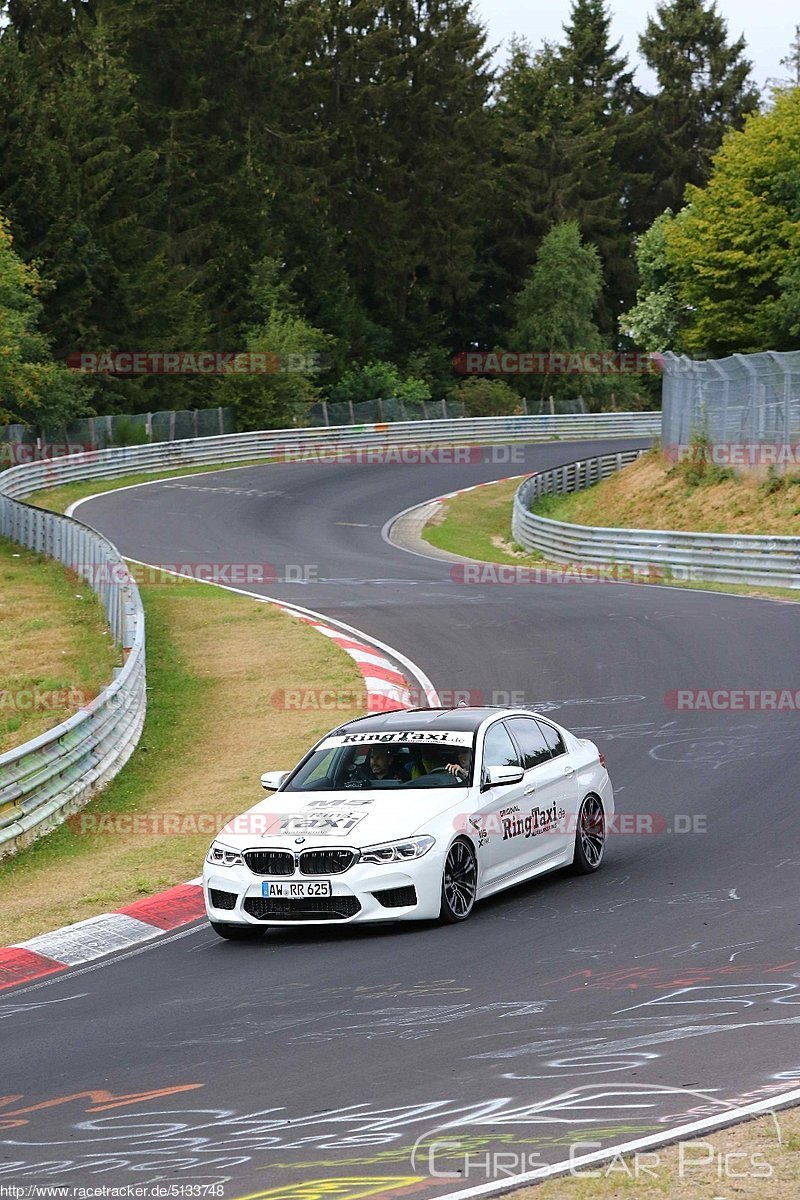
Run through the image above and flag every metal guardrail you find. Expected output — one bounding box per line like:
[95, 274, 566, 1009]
[0, 411, 659, 502]
[512, 451, 800, 589]
[0, 412, 656, 856]
[0, 507, 145, 856]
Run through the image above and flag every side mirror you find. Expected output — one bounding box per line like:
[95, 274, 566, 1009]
[486, 764, 524, 788]
[261, 770, 290, 791]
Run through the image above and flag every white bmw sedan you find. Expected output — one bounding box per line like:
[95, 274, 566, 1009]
[203, 706, 613, 938]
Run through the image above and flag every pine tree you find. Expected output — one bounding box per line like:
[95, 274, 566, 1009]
[638, 0, 759, 218]
[97, 0, 283, 349]
[559, 0, 642, 328]
[482, 2, 648, 345]
[0, 3, 208, 412]
[780, 25, 800, 86]
[285, 0, 493, 363]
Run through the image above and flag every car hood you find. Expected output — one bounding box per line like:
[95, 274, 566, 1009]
[214, 788, 471, 849]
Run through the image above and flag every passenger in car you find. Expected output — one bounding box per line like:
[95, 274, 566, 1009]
[411, 745, 471, 781]
[443, 747, 472, 780]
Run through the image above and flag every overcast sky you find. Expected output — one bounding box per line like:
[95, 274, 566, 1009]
[475, 0, 796, 94]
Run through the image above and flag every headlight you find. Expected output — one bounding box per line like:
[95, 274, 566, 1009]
[206, 841, 244, 867]
[359, 836, 435, 865]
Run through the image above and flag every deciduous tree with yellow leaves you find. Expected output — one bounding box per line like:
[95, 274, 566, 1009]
[657, 90, 800, 355]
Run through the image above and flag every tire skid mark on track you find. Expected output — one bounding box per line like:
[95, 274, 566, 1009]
[21, 447, 796, 1199]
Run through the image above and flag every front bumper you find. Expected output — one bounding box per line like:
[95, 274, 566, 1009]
[203, 849, 447, 926]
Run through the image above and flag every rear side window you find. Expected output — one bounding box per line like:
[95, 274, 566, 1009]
[506, 718, 551, 770]
[536, 720, 566, 758]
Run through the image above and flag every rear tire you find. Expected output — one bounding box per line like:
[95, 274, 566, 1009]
[572, 795, 606, 873]
[210, 920, 267, 940]
[440, 838, 478, 922]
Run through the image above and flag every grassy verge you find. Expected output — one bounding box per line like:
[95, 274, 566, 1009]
[0, 536, 119, 754]
[422, 474, 800, 602]
[422, 478, 542, 564]
[536, 448, 800, 535]
[0, 571, 364, 944]
[514, 1108, 800, 1200]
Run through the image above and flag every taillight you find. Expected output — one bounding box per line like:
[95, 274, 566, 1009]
[599, 751, 607, 770]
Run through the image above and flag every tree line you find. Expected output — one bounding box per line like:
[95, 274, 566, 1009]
[0, 0, 789, 431]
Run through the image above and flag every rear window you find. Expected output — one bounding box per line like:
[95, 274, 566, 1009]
[536, 720, 567, 758]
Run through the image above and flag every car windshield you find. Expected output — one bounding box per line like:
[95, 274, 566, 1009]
[282, 734, 475, 791]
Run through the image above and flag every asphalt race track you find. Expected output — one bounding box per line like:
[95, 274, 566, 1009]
[3, 437, 800, 1199]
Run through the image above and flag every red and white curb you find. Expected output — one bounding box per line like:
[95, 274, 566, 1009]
[432, 473, 528, 504]
[271, 604, 415, 711]
[0, 598, 427, 992]
[0, 883, 206, 991]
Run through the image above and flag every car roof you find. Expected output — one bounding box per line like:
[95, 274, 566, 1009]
[332, 706, 545, 736]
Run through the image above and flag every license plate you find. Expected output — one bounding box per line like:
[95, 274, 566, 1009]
[262, 880, 332, 898]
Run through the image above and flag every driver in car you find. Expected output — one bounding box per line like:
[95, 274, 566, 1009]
[367, 745, 404, 780]
[348, 745, 406, 784]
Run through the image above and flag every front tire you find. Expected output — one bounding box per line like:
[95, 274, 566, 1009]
[440, 838, 478, 922]
[210, 920, 267, 940]
[572, 794, 606, 873]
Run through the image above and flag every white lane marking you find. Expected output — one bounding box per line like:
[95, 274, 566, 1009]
[64, 462, 289, 517]
[16, 914, 163, 966]
[4, 923, 206, 997]
[361, 677, 412, 702]
[431, 1085, 800, 1200]
[0, 556, 437, 979]
[120, 558, 440, 705]
[346, 649, 403, 672]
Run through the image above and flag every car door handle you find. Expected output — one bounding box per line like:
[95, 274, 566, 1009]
[563, 766, 575, 777]
[524, 786, 535, 795]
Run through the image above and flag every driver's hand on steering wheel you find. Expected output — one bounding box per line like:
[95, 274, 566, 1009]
[444, 763, 467, 779]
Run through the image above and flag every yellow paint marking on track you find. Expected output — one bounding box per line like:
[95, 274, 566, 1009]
[235, 1176, 425, 1200]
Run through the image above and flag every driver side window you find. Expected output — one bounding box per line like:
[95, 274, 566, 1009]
[481, 722, 521, 785]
